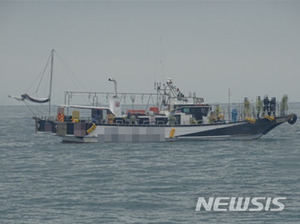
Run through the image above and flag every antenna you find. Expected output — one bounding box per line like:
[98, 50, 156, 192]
[160, 38, 165, 82]
[48, 49, 55, 116]
[228, 88, 231, 121]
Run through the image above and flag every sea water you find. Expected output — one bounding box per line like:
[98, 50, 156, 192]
[0, 104, 299, 223]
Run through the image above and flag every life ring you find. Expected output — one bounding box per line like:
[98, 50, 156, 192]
[87, 123, 96, 134]
[288, 114, 297, 125]
[56, 113, 64, 122]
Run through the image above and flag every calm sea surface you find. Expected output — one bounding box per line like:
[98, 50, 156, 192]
[0, 104, 299, 223]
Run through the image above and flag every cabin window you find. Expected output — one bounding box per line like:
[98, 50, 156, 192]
[91, 109, 101, 124]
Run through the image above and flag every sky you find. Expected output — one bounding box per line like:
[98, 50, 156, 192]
[1, 0, 300, 106]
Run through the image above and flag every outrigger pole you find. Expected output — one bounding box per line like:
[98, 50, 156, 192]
[48, 49, 54, 117]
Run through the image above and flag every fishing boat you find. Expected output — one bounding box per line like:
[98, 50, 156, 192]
[10, 50, 297, 143]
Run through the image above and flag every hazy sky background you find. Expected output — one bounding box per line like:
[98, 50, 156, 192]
[1, 0, 300, 106]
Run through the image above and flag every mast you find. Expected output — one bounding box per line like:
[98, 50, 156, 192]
[228, 88, 231, 121]
[48, 49, 54, 117]
[108, 78, 117, 97]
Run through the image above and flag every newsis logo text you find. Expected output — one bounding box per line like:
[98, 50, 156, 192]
[195, 197, 286, 212]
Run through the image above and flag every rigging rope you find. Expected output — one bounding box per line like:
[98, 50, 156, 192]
[14, 49, 90, 116]
[24, 101, 36, 115]
[54, 51, 88, 91]
[35, 53, 51, 93]
[25, 52, 52, 94]
[24, 100, 49, 116]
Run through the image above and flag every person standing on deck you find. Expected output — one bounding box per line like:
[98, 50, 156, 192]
[243, 97, 250, 118]
[280, 94, 288, 115]
[263, 95, 270, 116]
[270, 97, 276, 116]
[256, 96, 263, 118]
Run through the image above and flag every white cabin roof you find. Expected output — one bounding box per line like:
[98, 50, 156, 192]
[60, 105, 111, 110]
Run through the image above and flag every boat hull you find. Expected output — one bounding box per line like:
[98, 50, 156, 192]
[34, 113, 297, 143]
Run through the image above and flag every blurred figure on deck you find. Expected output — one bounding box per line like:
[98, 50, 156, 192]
[280, 94, 288, 115]
[256, 96, 262, 118]
[270, 97, 276, 116]
[263, 95, 270, 116]
[243, 97, 250, 118]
